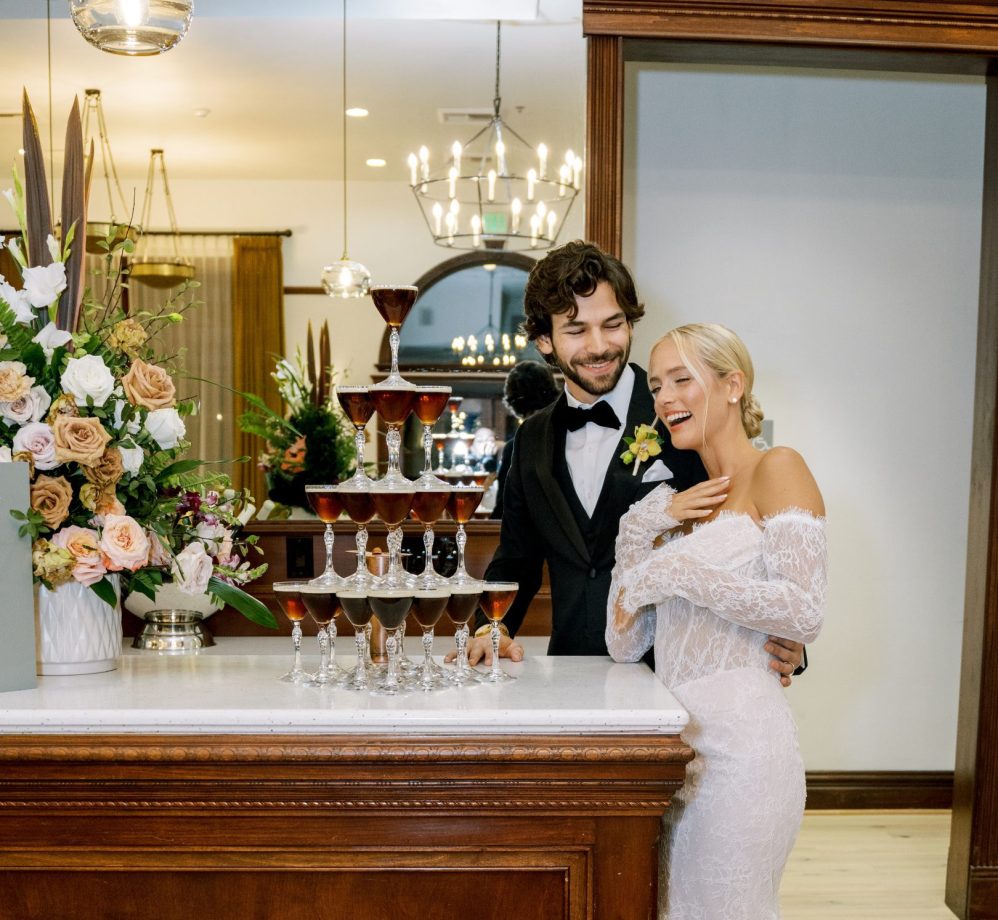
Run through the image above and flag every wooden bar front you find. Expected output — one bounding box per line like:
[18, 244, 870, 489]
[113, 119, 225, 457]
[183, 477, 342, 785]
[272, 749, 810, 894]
[0, 731, 691, 919]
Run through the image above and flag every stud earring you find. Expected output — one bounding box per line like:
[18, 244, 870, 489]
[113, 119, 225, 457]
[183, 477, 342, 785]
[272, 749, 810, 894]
[729, 398, 737, 404]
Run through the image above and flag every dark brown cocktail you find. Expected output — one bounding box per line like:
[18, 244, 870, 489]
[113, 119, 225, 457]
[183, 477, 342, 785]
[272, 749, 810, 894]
[369, 386, 416, 426]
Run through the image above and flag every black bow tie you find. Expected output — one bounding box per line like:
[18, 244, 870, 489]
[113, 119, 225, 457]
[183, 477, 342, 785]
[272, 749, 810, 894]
[563, 400, 621, 432]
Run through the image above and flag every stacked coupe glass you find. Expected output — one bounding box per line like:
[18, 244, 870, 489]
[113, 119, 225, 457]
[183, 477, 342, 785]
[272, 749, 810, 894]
[272, 285, 518, 695]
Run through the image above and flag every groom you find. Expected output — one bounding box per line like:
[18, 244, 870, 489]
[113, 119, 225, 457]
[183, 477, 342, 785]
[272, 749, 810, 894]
[461, 241, 804, 680]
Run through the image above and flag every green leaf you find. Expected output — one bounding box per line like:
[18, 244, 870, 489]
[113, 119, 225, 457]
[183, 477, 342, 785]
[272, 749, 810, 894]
[155, 459, 204, 483]
[207, 575, 277, 629]
[89, 578, 118, 607]
[128, 567, 165, 601]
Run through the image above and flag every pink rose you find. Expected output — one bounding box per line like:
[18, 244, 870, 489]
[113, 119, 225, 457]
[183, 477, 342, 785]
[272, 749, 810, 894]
[147, 531, 172, 567]
[52, 525, 107, 586]
[12, 421, 57, 470]
[98, 514, 151, 572]
[171, 541, 215, 595]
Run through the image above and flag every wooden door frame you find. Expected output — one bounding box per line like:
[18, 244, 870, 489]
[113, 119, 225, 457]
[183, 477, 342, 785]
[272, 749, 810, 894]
[582, 3, 998, 916]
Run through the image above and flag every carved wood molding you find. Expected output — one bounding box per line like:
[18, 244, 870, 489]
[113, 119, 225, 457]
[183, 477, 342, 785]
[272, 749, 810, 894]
[0, 798, 675, 811]
[0, 734, 693, 765]
[583, 0, 998, 51]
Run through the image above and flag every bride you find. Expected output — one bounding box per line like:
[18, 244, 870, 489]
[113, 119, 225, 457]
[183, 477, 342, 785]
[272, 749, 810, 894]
[607, 323, 827, 919]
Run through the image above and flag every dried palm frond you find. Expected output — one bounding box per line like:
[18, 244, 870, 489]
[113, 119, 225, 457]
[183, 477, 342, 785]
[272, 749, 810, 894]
[21, 90, 52, 269]
[318, 321, 331, 407]
[59, 98, 89, 333]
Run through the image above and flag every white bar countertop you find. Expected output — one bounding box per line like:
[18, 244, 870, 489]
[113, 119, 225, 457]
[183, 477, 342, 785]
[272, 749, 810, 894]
[0, 637, 688, 737]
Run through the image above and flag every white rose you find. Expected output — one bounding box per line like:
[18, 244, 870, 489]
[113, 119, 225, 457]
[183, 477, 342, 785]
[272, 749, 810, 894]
[1, 385, 51, 425]
[118, 444, 144, 476]
[61, 354, 115, 407]
[112, 398, 142, 435]
[171, 541, 214, 595]
[21, 261, 67, 310]
[0, 446, 11, 462]
[195, 521, 228, 555]
[0, 276, 33, 324]
[32, 322, 73, 360]
[12, 421, 57, 470]
[144, 407, 186, 449]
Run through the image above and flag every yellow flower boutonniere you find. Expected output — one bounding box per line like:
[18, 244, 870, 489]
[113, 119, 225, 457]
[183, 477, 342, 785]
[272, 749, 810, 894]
[620, 423, 663, 477]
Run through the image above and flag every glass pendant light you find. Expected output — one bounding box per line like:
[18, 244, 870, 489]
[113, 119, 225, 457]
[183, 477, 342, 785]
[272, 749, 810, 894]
[320, 0, 371, 299]
[70, 0, 193, 56]
[130, 149, 195, 289]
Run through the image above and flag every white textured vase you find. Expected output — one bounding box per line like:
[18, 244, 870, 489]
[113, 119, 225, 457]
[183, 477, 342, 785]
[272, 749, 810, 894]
[35, 577, 122, 676]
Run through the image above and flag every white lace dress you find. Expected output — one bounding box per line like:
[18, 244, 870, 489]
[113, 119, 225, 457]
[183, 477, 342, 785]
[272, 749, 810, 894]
[607, 485, 827, 920]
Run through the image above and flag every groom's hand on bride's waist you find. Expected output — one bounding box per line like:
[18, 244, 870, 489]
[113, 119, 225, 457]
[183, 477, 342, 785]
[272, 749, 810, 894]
[766, 636, 804, 688]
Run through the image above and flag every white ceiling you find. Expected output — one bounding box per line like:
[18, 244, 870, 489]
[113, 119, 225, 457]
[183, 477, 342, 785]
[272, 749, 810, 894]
[0, 1, 585, 187]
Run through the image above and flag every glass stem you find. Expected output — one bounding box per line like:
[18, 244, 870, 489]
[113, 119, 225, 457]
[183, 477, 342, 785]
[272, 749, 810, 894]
[389, 326, 401, 379]
[387, 526, 404, 585]
[364, 622, 374, 665]
[323, 523, 335, 578]
[386, 425, 402, 477]
[423, 524, 435, 579]
[386, 630, 400, 691]
[354, 629, 368, 685]
[455, 624, 470, 676]
[422, 628, 434, 687]
[354, 426, 366, 479]
[328, 617, 338, 671]
[355, 525, 368, 579]
[422, 424, 433, 474]
[456, 524, 468, 578]
[291, 621, 303, 677]
[317, 626, 330, 683]
[490, 620, 502, 680]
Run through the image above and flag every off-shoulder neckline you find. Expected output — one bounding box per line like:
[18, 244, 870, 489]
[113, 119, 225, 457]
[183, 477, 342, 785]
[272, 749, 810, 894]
[694, 508, 826, 535]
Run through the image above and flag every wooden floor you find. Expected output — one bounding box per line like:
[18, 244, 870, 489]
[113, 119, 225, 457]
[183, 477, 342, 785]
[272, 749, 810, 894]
[781, 810, 955, 918]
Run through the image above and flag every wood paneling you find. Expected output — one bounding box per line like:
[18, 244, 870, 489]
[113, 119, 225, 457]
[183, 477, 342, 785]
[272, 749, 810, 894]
[0, 733, 691, 920]
[586, 35, 625, 255]
[805, 771, 953, 810]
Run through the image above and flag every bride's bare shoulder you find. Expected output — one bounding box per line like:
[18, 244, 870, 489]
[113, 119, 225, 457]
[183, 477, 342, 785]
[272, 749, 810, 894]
[751, 447, 825, 519]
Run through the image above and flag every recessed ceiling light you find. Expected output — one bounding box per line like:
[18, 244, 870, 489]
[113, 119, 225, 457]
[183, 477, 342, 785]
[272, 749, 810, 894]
[193, 108, 211, 118]
[365, 158, 386, 168]
[345, 107, 369, 118]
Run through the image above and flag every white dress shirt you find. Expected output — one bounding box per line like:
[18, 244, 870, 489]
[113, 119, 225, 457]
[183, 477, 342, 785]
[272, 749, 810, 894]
[564, 364, 634, 517]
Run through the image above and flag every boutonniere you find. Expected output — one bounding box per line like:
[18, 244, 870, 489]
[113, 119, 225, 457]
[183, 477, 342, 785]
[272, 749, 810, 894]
[619, 423, 663, 477]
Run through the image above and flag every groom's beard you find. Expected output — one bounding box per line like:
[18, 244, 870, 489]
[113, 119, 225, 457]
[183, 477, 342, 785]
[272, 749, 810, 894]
[549, 339, 631, 398]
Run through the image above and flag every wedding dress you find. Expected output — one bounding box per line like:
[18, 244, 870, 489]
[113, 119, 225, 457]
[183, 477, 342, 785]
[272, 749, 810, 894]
[607, 485, 827, 920]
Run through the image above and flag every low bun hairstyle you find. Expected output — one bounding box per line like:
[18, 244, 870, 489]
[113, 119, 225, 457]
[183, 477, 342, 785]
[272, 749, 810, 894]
[662, 323, 764, 439]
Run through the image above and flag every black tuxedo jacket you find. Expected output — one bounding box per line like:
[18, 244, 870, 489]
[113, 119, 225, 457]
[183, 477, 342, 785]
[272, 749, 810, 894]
[483, 364, 708, 655]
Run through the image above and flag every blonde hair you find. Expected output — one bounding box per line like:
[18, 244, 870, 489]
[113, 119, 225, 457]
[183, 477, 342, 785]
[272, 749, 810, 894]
[653, 323, 763, 439]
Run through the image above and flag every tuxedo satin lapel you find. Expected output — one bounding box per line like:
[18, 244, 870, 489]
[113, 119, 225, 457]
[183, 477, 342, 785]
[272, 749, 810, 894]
[533, 400, 592, 565]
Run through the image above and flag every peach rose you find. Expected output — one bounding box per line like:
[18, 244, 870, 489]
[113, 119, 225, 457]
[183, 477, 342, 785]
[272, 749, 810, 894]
[98, 513, 150, 572]
[83, 446, 125, 489]
[51, 525, 106, 586]
[0, 360, 33, 402]
[121, 359, 176, 410]
[30, 474, 74, 530]
[52, 414, 112, 467]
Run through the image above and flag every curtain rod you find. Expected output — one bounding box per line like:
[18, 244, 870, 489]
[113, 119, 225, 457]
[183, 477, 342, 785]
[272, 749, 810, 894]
[0, 228, 293, 238]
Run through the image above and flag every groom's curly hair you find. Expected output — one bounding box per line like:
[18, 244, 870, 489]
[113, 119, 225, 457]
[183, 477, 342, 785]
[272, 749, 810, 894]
[521, 240, 644, 341]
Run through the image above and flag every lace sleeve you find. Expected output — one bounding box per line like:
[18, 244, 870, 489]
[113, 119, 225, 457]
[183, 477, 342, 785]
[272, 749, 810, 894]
[605, 485, 680, 662]
[620, 511, 827, 643]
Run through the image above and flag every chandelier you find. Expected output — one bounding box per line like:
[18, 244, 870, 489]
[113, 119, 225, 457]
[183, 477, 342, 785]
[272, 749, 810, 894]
[130, 148, 195, 289]
[408, 22, 581, 252]
[80, 89, 139, 254]
[70, 0, 193, 56]
[451, 264, 528, 367]
[320, 0, 371, 298]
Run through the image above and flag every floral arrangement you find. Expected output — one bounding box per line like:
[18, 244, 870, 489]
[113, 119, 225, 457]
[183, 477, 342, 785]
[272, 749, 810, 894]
[1, 92, 274, 628]
[620, 423, 663, 476]
[240, 319, 355, 512]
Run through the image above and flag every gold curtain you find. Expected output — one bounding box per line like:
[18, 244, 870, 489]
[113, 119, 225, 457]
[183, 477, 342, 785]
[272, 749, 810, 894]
[232, 236, 285, 502]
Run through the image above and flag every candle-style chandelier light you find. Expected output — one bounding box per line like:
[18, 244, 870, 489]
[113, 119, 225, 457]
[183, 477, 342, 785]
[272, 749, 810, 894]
[408, 22, 581, 252]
